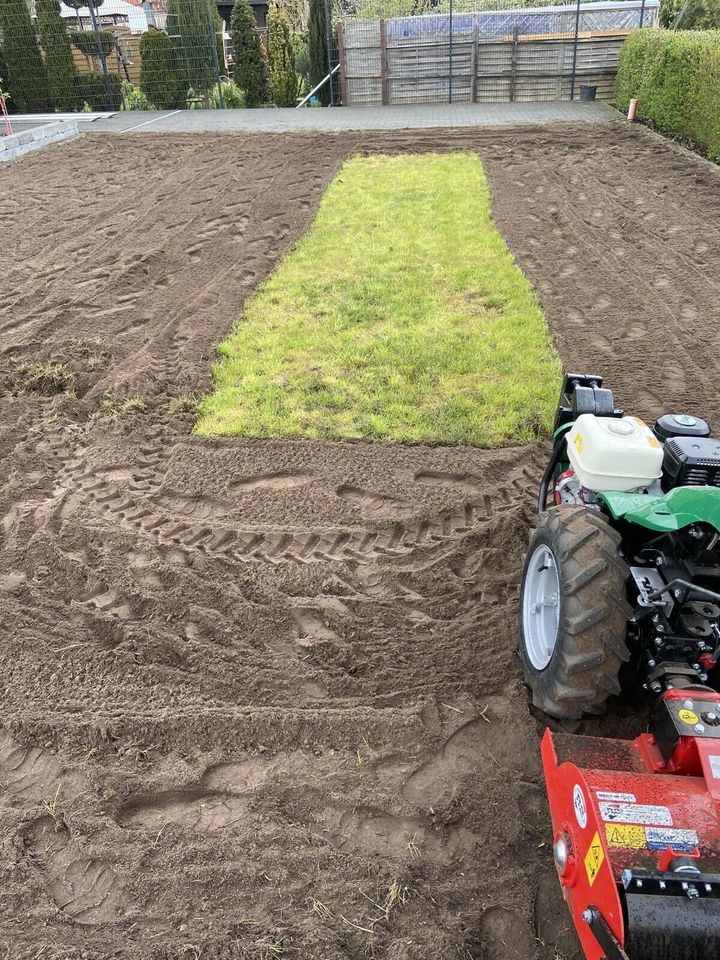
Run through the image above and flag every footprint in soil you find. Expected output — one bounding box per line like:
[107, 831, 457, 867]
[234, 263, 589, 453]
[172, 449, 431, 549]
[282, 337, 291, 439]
[24, 816, 128, 924]
[230, 470, 312, 492]
[0, 729, 84, 803]
[336, 484, 414, 519]
[119, 791, 248, 833]
[414, 470, 483, 496]
[475, 907, 537, 960]
[315, 805, 475, 865]
[290, 607, 350, 650]
[119, 749, 344, 833]
[402, 696, 534, 811]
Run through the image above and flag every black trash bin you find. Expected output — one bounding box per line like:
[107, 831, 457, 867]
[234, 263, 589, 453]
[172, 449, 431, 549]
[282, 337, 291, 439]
[579, 85, 597, 102]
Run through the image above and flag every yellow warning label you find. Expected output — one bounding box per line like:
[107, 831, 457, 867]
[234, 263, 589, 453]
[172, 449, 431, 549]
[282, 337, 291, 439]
[679, 709, 699, 725]
[605, 823, 647, 849]
[585, 831, 605, 887]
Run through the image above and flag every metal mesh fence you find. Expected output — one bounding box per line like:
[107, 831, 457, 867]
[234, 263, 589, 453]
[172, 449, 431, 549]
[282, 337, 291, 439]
[0, 0, 231, 113]
[0, 0, 658, 115]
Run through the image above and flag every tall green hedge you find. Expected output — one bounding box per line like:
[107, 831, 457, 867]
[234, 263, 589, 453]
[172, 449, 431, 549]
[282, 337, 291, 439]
[231, 0, 267, 107]
[140, 29, 185, 108]
[165, 0, 217, 93]
[267, 4, 296, 106]
[0, 42, 15, 112]
[0, 0, 50, 111]
[76, 69, 122, 109]
[308, 0, 329, 105]
[616, 29, 720, 162]
[37, 0, 76, 111]
[69, 29, 115, 58]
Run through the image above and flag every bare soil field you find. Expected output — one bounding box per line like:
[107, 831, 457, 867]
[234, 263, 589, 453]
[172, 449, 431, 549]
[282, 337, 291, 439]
[1, 123, 719, 960]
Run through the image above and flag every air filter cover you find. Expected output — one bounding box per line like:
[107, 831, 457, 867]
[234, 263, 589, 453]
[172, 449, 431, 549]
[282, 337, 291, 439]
[655, 414, 711, 443]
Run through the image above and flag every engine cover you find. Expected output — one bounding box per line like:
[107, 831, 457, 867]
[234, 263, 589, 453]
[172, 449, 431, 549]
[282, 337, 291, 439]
[663, 436, 720, 491]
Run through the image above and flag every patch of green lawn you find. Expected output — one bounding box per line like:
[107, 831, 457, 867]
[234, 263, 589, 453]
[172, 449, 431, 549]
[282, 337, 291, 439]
[195, 152, 560, 446]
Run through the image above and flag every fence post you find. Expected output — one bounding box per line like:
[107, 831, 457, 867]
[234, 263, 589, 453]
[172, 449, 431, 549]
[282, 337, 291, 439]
[337, 21, 346, 105]
[380, 18, 389, 106]
[87, 0, 115, 112]
[324, 0, 335, 106]
[470, 15, 478, 104]
[569, 0, 581, 101]
[509, 24, 519, 102]
[448, 0, 453, 104]
[203, 0, 224, 107]
[639, 0, 647, 27]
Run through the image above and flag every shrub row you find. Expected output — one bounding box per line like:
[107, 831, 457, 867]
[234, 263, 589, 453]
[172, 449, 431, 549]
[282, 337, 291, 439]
[616, 28, 720, 161]
[76, 70, 122, 109]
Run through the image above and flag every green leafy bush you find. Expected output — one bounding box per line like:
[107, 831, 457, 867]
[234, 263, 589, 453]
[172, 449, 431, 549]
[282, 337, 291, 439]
[292, 30, 310, 96]
[616, 29, 720, 161]
[660, 0, 720, 29]
[139, 29, 185, 108]
[0, 42, 16, 112]
[187, 77, 245, 107]
[121, 79, 152, 109]
[75, 69, 122, 109]
[70, 29, 115, 58]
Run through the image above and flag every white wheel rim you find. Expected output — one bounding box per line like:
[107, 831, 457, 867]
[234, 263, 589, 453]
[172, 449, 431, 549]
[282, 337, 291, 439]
[523, 543, 561, 671]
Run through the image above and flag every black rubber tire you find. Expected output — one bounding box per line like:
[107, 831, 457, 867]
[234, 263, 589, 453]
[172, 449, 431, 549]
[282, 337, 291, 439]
[519, 506, 632, 720]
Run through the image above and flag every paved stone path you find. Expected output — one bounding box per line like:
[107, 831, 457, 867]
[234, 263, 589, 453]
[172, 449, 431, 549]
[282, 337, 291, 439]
[88, 100, 619, 133]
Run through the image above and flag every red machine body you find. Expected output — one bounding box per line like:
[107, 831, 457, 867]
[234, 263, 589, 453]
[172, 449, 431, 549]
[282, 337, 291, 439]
[542, 689, 720, 960]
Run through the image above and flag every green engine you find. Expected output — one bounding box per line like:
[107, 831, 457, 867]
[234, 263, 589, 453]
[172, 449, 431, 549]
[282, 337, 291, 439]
[519, 374, 720, 719]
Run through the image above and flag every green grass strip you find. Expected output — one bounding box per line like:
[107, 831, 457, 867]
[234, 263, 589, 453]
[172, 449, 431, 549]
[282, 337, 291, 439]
[195, 152, 560, 446]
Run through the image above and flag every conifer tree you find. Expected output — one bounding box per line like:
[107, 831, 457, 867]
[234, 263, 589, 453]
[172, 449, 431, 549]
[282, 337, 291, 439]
[140, 29, 185, 108]
[267, 3, 296, 107]
[308, 0, 328, 106]
[231, 0, 267, 106]
[37, 0, 76, 112]
[0, 0, 50, 112]
[165, 0, 216, 93]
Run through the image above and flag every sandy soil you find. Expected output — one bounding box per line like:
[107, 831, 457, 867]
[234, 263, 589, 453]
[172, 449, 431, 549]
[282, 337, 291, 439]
[1, 123, 719, 960]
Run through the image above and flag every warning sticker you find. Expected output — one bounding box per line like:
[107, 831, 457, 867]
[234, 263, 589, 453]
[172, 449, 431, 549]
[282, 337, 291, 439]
[584, 831, 605, 886]
[596, 791, 636, 804]
[646, 827, 699, 853]
[599, 802, 673, 826]
[709, 755, 720, 779]
[605, 824, 647, 849]
[678, 709, 699, 726]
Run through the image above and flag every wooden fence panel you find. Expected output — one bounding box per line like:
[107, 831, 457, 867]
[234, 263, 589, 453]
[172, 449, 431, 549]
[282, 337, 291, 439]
[341, 3, 657, 106]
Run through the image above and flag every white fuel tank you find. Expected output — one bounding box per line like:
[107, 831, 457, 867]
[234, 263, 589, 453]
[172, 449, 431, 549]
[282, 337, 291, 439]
[566, 414, 664, 493]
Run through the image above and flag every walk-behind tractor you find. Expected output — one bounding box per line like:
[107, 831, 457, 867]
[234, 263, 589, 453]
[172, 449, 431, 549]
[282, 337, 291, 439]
[520, 374, 720, 960]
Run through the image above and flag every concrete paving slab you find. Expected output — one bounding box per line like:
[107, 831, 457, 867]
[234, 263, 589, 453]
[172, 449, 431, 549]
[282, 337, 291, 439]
[90, 100, 620, 134]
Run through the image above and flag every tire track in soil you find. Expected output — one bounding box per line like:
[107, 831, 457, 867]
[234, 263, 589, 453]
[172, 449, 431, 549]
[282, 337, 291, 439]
[1, 124, 718, 959]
